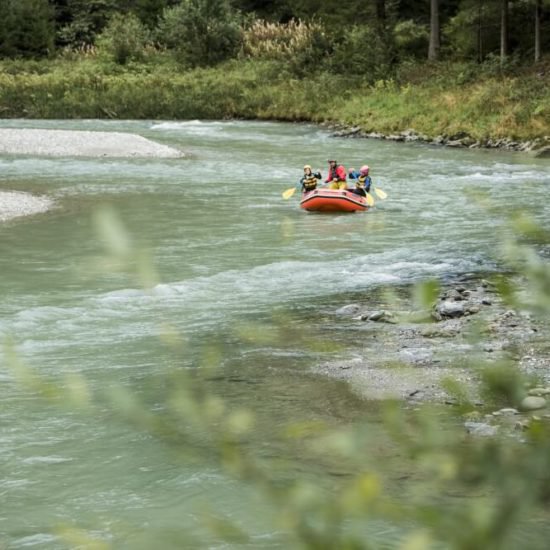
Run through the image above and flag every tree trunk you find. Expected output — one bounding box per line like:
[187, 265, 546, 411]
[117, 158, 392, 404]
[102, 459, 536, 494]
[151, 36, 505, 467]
[500, 0, 508, 62]
[376, 0, 386, 24]
[535, 0, 541, 63]
[428, 0, 440, 61]
[477, 0, 484, 63]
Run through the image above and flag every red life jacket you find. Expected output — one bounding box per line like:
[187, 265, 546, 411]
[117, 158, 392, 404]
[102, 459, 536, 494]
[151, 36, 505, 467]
[325, 164, 346, 183]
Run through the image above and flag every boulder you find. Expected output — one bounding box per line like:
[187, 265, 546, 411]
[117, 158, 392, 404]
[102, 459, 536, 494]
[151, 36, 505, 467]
[335, 304, 361, 316]
[435, 300, 466, 318]
[465, 422, 499, 437]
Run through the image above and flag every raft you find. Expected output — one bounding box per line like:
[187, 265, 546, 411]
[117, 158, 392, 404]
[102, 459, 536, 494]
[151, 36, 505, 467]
[300, 188, 369, 212]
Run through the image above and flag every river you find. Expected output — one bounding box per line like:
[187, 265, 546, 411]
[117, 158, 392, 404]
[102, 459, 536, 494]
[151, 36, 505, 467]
[1, 119, 549, 548]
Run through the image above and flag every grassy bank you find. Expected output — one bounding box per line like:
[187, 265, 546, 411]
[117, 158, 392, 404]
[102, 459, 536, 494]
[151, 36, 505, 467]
[0, 57, 549, 143]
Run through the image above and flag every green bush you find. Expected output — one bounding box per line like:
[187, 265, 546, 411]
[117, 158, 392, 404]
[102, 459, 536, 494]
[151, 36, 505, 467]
[0, 54, 548, 142]
[327, 25, 394, 82]
[56, 0, 118, 48]
[96, 13, 151, 65]
[0, 0, 55, 58]
[443, 2, 500, 61]
[394, 19, 429, 60]
[156, 0, 242, 67]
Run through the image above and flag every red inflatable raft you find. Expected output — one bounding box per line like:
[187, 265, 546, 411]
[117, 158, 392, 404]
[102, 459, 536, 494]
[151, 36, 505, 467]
[300, 188, 369, 212]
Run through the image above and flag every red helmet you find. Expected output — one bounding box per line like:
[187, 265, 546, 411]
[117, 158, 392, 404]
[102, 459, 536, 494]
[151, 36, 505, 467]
[360, 165, 369, 175]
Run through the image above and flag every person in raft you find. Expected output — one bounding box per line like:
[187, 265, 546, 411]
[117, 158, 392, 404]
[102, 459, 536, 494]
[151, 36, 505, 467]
[300, 164, 322, 193]
[347, 165, 372, 197]
[325, 159, 347, 189]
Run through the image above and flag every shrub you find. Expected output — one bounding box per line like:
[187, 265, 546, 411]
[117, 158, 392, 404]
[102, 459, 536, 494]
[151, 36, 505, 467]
[328, 25, 394, 82]
[443, 3, 500, 61]
[96, 13, 150, 65]
[56, 0, 117, 48]
[393, 20, 429, 60]
[156, 0, 242, 67]
[0, 0, 55, 58]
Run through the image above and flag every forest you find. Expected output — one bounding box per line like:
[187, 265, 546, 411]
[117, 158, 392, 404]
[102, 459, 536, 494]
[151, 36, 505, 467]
[0, 0, 547, 69]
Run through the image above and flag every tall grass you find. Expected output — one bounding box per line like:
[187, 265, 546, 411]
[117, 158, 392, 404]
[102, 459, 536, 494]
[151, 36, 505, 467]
[241, 19, 325, 61]
[327, 63, 550, 141]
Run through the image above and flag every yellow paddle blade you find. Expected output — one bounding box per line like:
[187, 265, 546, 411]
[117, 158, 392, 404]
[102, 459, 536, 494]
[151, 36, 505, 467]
[282, 187, 297, 200]
[373, 187, 387, 199]
[366, 193, 375, 207]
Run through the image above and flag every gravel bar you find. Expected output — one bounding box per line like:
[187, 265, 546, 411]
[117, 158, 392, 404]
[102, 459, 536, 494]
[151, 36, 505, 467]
[0, 128, 184, 158]
[0, 128, 184, 222]
[0, 191, 53, 222]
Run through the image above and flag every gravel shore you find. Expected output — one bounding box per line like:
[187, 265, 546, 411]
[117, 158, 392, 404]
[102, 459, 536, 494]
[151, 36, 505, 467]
[315, 277, 549, 407]
[0, 191, 53, 222]
[0, 128, 184, 158]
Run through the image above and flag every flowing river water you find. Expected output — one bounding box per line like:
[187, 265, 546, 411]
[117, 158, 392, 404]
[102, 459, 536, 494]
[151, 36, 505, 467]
[1, 120, 549, 548]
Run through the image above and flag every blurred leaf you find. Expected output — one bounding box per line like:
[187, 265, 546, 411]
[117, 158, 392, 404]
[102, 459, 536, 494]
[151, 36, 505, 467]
[225, 408, 255, 436]
[135, 247, 159, 289]
[64, 371, 93, 410]
[440, 376, 473, 409]
[158, 322, 186, 350]
[412, 279, 440, 310]
[203, 514, 250, 544]
[56, 525, 110, 550]
[235, 322, 278, 345]
[400, 530, 433, 550]
[3, 338, 61, 401]
[283, 420, 328, 439]
[480, 363, 526, 407]
[511, 211, 550, 243]
[93, 204, 132, 258]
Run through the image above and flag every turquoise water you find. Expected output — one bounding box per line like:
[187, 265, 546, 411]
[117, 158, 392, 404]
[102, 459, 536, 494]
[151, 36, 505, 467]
[1, 120, 549, 548]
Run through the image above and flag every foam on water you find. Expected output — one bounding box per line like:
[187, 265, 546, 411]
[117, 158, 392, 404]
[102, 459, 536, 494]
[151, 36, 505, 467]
[2, 248, 484, 364]
[12, 534, 58, 548]
[22, 456, 74, 465]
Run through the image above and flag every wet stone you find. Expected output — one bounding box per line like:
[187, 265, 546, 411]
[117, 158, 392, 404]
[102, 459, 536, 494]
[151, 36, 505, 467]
[519, 396, 547, 412]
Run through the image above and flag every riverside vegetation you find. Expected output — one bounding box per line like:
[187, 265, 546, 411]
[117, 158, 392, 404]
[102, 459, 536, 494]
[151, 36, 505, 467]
[1, 56, 549, 150]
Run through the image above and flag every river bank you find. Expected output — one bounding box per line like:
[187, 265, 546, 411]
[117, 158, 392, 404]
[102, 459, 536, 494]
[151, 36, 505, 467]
[325, 124, 550, 156]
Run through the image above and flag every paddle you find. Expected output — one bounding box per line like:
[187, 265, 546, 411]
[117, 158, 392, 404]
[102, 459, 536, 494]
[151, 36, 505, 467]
[373, 185, 387, 199]
[282, 186, 298, 199]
